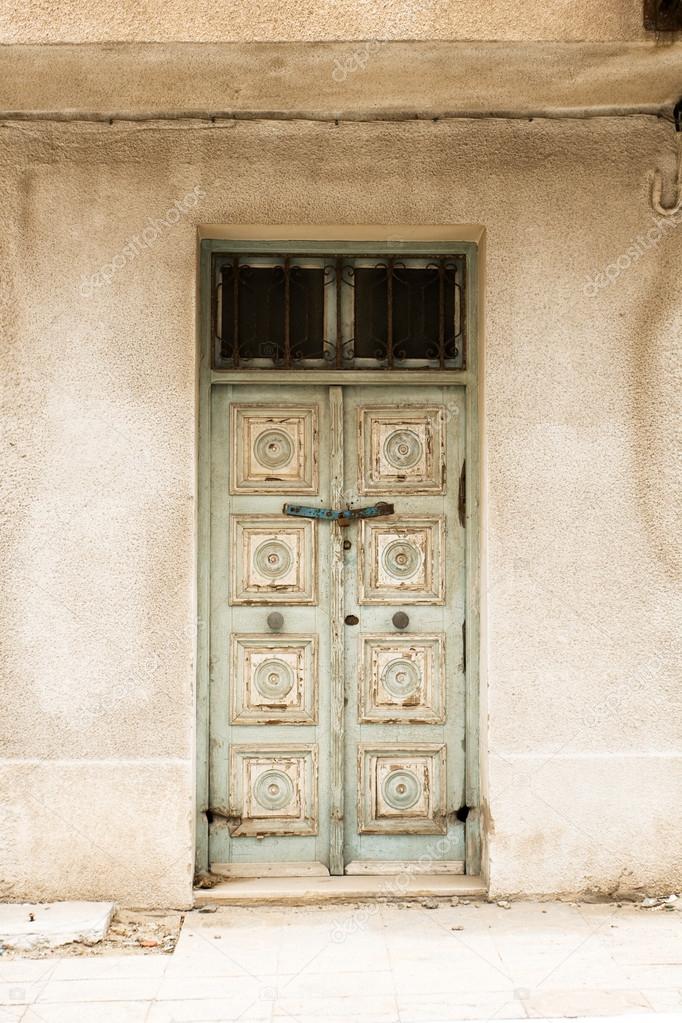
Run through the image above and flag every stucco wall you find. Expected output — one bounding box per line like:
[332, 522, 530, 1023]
[3, 42, 681, 119]
[1, 113, 680, 905]
[0, 1, 650, 44]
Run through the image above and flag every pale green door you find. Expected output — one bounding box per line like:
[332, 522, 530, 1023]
[342, 384, 466, 872]
[208, 382, 466, 875]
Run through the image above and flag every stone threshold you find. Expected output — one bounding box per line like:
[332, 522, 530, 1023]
[195, 874, 486, 906]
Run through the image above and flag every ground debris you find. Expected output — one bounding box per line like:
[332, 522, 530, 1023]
[194, 871, 224, 890]
[640, 894, 680, 911]
[3, 909, 183, 959]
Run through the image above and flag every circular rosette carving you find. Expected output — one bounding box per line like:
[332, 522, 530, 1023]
[253, 658, 296, 702]
[381, 539, 422, 579]
[254, 539, 293, 579]
[253, 769, 295, 812]
[254, 429, 294, 471]
[381, 767, 422, 811]
[381, 657, 421, 701]
[383, 429, 424, 471]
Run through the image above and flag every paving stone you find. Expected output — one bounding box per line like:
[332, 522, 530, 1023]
[0, 902, 115, 952]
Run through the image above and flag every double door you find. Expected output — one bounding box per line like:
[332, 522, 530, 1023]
[209, 382, 466, 875]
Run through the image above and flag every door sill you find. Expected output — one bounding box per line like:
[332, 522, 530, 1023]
[211, 861, 330, 878]
[344, 860, 464, 875]
[195, 874, 486, 906]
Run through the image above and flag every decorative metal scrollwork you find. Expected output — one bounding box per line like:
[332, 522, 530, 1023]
[213, 251, 466, 370]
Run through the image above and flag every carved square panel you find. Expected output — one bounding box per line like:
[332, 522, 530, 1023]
[230, 404, 319, 494]
[359, 518, 444, 604]
[230, 635, 317, 724]
[230, 516, 317, 605]
[357, 406, 445, 494]
[359, 635, 445, 723]
[229, 745, 318, 836]
[358, 744, 447, 834]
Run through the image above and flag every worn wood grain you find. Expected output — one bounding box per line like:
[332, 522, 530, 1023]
[329, 385, 345, 875]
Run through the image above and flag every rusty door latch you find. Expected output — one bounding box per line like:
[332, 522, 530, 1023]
[205, 806, 243, 833]
[283, 501, 394, 524]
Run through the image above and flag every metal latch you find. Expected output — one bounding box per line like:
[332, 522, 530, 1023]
[283, 502, 394, 524]
[205, 806, 243, 832]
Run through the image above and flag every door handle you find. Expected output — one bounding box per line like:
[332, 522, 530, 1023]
[282, 502, 394, 523]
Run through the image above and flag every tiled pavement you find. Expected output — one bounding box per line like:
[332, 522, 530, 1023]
[1, 900, 681, 1022]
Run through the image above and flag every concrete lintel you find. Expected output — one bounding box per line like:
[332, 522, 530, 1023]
[0, 41, 681, 122]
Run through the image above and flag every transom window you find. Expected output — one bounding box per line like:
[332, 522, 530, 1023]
[212, 252, 466, 370]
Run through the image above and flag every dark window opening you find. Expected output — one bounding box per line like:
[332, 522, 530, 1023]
[218, 262, 325, 366]
[644, 0, 682, 31]
[354, 264, 461, 365]
[213, 252, 466, 370]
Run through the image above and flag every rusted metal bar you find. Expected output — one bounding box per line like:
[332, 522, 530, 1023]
[386, 257, 394, 369]
[283, 255, 291, 368]
[283, 501, 394, 521]
[232, 255, 240, 368]
[212, 277, 222, 366]
[335, 256, 343, 369]
[460, 257, 467, 369]
[438, 257, 446, 369]
[458, 459, 466, 527]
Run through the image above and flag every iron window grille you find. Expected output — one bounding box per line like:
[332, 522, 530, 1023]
[212, 252, 466, 370]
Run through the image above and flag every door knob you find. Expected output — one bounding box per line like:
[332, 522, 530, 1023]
[267, 612, 284, 631]
[392, 611, 409, 630]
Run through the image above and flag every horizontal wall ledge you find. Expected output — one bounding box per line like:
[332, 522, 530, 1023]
[1, 41, 681, 122]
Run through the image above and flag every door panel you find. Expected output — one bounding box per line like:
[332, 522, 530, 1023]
[230, 515, 318, 604]
[356, 405, 446, 495]
[342, 385, 466, 869]
[209, 385, 332, 870]
[358, 634, 445, 724]
[228, 744, 318, 837]
[229, 403, 319, 495]
[359, 517, 445, 603]
[229, 634, 318, 725]
[208, 382, 465, 875]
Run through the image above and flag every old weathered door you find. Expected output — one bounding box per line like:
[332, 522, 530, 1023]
[208, 382, 466, 875]
[342, 385, 465, 873]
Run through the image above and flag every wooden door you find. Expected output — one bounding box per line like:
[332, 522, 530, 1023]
[209, 383, 333, 875]
[342, 385, 466, 872]
[208, 382, 466, 876]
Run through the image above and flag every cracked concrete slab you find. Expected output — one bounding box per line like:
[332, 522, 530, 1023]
[0, 902, 115, 951]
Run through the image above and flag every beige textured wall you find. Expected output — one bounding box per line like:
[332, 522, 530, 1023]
[3, 42, 682, 119]
[0, 1, 648, 43]
[1, 114, 680, 904]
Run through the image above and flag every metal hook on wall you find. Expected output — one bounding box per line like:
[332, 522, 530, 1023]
[651, 126, 682, 217]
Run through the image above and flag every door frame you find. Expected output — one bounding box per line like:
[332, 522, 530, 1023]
[195, 228, 482, 880]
